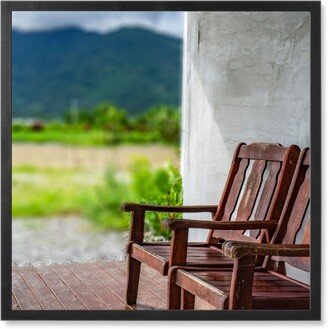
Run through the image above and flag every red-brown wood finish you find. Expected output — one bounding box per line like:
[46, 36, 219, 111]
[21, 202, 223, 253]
[12, 261, 218, 310]
[122, 142, 300, 305]
[168, 148, 310, 310]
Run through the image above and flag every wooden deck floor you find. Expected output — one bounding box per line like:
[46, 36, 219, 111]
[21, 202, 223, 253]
[12, 260, 214, 311]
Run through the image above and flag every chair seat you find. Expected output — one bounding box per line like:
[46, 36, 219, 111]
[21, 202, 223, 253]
[174, 268, 310, 310]
[130, 242, 235, 275]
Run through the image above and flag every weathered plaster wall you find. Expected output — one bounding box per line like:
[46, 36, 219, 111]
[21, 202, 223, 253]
[182, 12, 310, 282]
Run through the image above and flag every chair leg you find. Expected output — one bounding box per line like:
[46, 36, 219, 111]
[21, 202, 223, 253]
[126, 255, 141, 305]
[168, 281, 181, 309]
[182, 289, 195, 310]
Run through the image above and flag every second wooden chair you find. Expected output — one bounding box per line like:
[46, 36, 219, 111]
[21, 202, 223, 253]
[167, 148, 310, 310]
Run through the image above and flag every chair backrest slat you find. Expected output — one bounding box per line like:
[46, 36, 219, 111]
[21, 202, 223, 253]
[250, 161, 282, 238]
[282, 168, 310, 244]
[238, 143, 287, 162]
[235, 159, 267, 221]
[208, 142, 300, 244]
[270, 148, 310, 272]
[220, 158, 249, 221]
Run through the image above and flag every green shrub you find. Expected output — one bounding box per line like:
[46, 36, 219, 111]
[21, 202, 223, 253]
[14, 103, 181, 146]
[129, 158, 182, 239]
[84, 168, 132, 231]
[85, 158, 182, 238]
[140, 106, 181, 144]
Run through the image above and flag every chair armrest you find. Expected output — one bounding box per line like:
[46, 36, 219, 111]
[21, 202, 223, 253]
[222, 241, 310, 259]
[163, 218, 278, 231]
[122, 202, 218, 213]
[124, 203, 217, 245]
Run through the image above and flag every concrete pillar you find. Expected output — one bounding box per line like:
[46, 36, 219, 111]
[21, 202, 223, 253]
[181, 12, 310, 283]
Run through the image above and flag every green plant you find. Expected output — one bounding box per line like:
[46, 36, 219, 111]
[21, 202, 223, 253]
[14, 103, 181, 146]
[84, 167, 132, 231]
[129, 158, 182, 239]
[133, 106, 181, 144]
[84, 158, 182, 237]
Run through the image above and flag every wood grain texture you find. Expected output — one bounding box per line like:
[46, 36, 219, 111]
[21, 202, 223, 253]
[169, 148, 310, 311]
[18, 266, 65, 310]
[12, 260, 213, 311]
[12, 267, 42, 310]
[173, 268, 309, 310]
[250, 161, 281, 238]
[125, 143, 301, 306]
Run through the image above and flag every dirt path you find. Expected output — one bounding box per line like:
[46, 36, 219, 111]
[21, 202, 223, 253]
[13, 143, 180, 170]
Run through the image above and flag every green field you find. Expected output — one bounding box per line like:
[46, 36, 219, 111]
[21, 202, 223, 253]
[12, 104, 182, 235]
[13, 127, 162, 146]
[13, 104, 181, 146]
[13, 166, 97, 217]
[13, 157, 182, 236]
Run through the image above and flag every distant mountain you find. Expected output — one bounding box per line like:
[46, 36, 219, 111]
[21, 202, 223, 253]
[12, 27, 182, 118]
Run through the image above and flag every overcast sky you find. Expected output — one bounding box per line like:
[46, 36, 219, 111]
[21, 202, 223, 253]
[12, 11, 185, 37]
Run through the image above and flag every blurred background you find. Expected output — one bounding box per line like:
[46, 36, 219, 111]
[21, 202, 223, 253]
[12, 11, 184, 265]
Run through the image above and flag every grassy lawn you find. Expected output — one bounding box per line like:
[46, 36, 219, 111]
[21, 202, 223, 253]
[13, 126, 162, 146]
[12, 144, 182, 235]
[13, 129, 112, 146]
[12, 166, 98, 217]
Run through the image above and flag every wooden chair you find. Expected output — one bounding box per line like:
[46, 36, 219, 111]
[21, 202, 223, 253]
[168, 148, 310, 310]
[122, 142, 300, 305]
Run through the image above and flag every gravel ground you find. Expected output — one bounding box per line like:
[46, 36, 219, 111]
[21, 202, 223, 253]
[12, 217, 128, 266]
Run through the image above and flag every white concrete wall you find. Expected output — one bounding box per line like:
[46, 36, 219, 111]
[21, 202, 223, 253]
[181, 12, 310, 282]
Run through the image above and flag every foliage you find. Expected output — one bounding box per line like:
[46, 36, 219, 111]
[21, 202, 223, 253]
[83, 168, 132, 231]
[65, 103, 128, 131]
[129, 158, 183, 239]
[85, 158, 183, 237]
[12, 152, 182, 237]
[132, 106, 181, 144]
[13, 104, 181, 146]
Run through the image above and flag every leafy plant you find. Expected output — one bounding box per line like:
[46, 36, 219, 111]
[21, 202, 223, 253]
[14, 103, 181, 146]
[85, 158, 182, 238]
[139, 106, 181, 144]
[129, 158, 182, 239]
[84, 168, 132, 231]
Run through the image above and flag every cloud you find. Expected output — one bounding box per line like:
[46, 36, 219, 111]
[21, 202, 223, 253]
[12, 11, 185, 37]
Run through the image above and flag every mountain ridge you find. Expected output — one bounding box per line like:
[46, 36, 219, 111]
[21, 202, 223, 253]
[13, 26, 183, 118]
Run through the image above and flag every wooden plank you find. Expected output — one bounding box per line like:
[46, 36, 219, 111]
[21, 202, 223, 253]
[238, 143, 286, 162]
[115, 261, 167, 300]
[303, 149, 310, 166]
[210, 143, 245, 228]
[82, 262, 152, 310]
[51, 264, 108, 310]
[222, 158, 249, 222]
[12, 294, 20, 310]
[66, 263, 127, 310]
[236, 160, 267, 221]
[99, 262, 166, 309]
[18, 266, 65, 310]
[13, 261, 235, 311]
[253, 161, 281, 221]
[139, 263, 167, 287]
[195, 298, 216, 310]
[131, 244, 167, 273]
[12, 267, 42, 310]
[34, 265, 86, 310]
[250, 161, 281, 238]
[283, 167, 310, 245]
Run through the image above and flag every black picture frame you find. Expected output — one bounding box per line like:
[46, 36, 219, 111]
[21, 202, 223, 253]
[1, 1, 321, 321]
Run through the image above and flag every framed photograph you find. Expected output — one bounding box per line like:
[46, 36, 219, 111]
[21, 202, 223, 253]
[1, 1, 321, 321]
